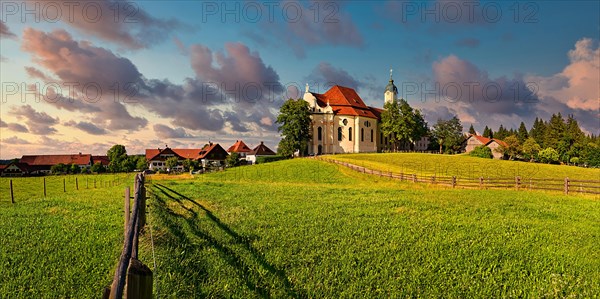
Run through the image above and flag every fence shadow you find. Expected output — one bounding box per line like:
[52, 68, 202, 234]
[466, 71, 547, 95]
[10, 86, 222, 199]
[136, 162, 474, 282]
[149, 183, 305, 298]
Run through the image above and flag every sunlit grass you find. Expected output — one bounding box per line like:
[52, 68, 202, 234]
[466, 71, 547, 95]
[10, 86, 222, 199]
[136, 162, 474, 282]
[142, 159, 600, 298]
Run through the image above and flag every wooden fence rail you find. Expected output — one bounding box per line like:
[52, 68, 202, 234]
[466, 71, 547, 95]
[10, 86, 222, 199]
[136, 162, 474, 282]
[316, 157, 600, 196]
[103, 173, 152, 299]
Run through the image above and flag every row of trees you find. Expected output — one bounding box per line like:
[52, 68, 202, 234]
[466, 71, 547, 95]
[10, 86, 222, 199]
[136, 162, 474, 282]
[106, 145, 148, 173]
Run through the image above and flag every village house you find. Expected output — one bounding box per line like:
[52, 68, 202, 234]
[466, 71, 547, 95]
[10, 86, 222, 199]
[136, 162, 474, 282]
[304, 71, 429, 155]
[227, 140, 253, 160]
[19, 153, 93, 175]
[145, 143, 229, 171]
[246, 142, 276, 164]
[464, 134, 508, 159]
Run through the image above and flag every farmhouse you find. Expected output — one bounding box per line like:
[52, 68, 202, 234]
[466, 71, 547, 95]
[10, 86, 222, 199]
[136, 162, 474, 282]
[0, 162, 30, 177]
[304, 72, 429, 155]
[19, 154, 93, 174]
[246, 142, 276, 164]
[227, 140, 253, 160]
[464, 134, 508, 159]
[145, 143, 229, 171]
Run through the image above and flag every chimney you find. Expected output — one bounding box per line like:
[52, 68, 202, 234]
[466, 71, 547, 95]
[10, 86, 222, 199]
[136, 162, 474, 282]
[260, 141, 264, 145]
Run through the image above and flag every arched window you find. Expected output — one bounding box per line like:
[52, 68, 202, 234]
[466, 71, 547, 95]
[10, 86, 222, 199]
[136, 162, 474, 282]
[349, 127, 353, 141]
[317, 127, 322, 141]
[338, 127, 342, 141]
[361, 128, 364, 142]
[371, 129, 374, 142]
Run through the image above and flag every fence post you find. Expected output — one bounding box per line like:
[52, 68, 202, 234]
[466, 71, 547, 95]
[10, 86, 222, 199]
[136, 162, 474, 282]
[431, 176, 435, 184]
[564, 177, 570, 195]
[76, 177, 78, 190]
[452, 176, 456, 188]
[63, 178, 66, 192]
[515, 176, 521, 191]
[10, 180, 14, 204]
[400, 173, 404, 181]
[125, 258, 153, 299]
[479, 177, 483, 189]
[124, 187, 130, 239]
[43, 178, 46, 197]
[139, 179, 146, 228]
[412, 174, 416, 183]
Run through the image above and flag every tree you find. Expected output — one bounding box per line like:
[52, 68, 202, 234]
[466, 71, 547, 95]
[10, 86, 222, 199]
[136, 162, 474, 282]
[121, 156, 136, 172]
[51, 163, 67, 174]
[544, 113, 565, 150]
[482, 126, 493, 138]
[521, 137, 541, 162]
[468, 124, 476, 135]
[469, 145, 493, 159]
[165, 157, 179, 172]
[497, 135, 521, 160]
[276, 99, 311, 157]
[380, 98, 427, 151]
[107, 144, 127, 173]
[91, 162, 106, 173]
[529, 117, 546, 148]
[538, 147, 559, 164]
[517, 122, 528, 142]
[136, 156, 148, 171]
[225, 152, 241, 168]
[431, 116, 463, 154]
[494, 124, 509, 140]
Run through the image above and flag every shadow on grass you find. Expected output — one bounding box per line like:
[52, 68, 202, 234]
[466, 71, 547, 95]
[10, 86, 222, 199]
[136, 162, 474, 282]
[149, 183, 305, 298]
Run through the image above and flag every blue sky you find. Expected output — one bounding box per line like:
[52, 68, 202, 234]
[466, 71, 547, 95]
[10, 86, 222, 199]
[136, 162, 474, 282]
[0, 0, 599, 158]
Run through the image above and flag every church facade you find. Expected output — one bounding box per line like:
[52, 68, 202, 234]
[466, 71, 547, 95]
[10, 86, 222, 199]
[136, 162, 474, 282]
[303, 74, 429, 155]
[304, 73, 429, 155]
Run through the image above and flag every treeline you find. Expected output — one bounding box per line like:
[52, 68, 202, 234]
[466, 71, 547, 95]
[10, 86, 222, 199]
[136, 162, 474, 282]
[471, 113, 600, 166]
[50, 145, 147, 174]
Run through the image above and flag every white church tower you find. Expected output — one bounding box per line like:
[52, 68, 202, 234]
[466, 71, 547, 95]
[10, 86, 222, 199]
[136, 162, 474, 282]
[384, 68, 398, 105]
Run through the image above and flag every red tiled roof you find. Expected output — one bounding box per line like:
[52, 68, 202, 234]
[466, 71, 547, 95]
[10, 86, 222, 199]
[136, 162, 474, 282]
[467, 134, 507, 147]
[489, 139, 508, 147]
[92, 155, 110, 166]
[0, 165, 7, 170]
[311, 85, 379, 119]
[20, 154, 91, 166]
[198, 143, 228, 160]
[227, 140, 252, 153]
[249, 142, 276, 156]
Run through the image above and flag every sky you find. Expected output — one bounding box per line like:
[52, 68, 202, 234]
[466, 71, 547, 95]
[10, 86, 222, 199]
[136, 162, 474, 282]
[0, 0, 599, 159]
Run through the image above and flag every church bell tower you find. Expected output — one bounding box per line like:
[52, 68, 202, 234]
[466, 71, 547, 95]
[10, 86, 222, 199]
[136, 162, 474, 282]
[384, 68, 398, 104]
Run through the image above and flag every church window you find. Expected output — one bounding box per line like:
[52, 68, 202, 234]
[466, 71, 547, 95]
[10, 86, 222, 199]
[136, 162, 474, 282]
[317, 127, 322, 141]
[342, 119, 348, 126]
[338, 127, 342, 141]
[361, 128, 364, 142]
[371, 129, 374, 142]
[349, 128, 352, 141]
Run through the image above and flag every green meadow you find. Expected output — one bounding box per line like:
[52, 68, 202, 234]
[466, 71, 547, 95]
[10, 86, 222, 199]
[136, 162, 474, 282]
[327, 153, 600, 180]
[0, 174, 132, 298]
[141, 158, 600, 298]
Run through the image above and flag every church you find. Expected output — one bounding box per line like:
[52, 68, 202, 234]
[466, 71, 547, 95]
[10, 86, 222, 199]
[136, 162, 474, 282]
[304, 71, 429, 155]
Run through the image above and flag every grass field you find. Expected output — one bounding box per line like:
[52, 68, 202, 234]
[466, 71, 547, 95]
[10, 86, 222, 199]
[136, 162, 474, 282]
[326, 153, 600, 180]
[141, 158, 600, 298]
[0, 174, 132, 298]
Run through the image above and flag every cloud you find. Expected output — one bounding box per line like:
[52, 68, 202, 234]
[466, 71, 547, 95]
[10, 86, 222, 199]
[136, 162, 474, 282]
[307, 62, 361, 90]
[10, 105, 59, 135]
[254, 0, 363, 58]
[0, 21, 16, 39]
[21, 28, 148, 131]
[455, 38, 480, 48]
[152, 124, 194, 138]
[7, 123, 30, 133]
[23, 0, 184, 49]
[64, 120, 108, 135]
[2, 136, 30, 144]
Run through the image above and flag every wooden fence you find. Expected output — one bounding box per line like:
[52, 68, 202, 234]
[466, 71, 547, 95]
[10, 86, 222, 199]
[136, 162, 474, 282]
[103, 173, 152, 299]
[316, 157, 600, 195]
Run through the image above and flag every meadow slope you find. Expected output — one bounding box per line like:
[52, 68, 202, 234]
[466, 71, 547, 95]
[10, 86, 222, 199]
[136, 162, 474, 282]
[142, 158, 600, 298]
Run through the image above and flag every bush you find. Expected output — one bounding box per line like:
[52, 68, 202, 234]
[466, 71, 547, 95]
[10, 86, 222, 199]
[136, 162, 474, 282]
[469, 146, 493, 159]
[538, 147, 559, 164]
[255, 155, 289, 164]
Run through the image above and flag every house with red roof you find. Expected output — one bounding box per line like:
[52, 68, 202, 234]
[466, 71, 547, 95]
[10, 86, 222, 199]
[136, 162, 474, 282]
[303, 71, 429, 155]
[246, 142, 276, 164]
[145, 143, 229, 171]
[227, 140, 253, 160]
[19, 153, 92, 174]
[464, 134, 507, 159]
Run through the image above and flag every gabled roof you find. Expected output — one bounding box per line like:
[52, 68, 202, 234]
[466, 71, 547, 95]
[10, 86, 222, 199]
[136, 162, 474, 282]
[20, 154, 91, 166]
[92, 155, 110, 166]
[145, 148, 203, 161]
[467, 134, 507, 147]
[311, 85, 379, 119]
[227, 140, 252, 153]
[249, 142, 276, 156]
[198, 143, 228, 160]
